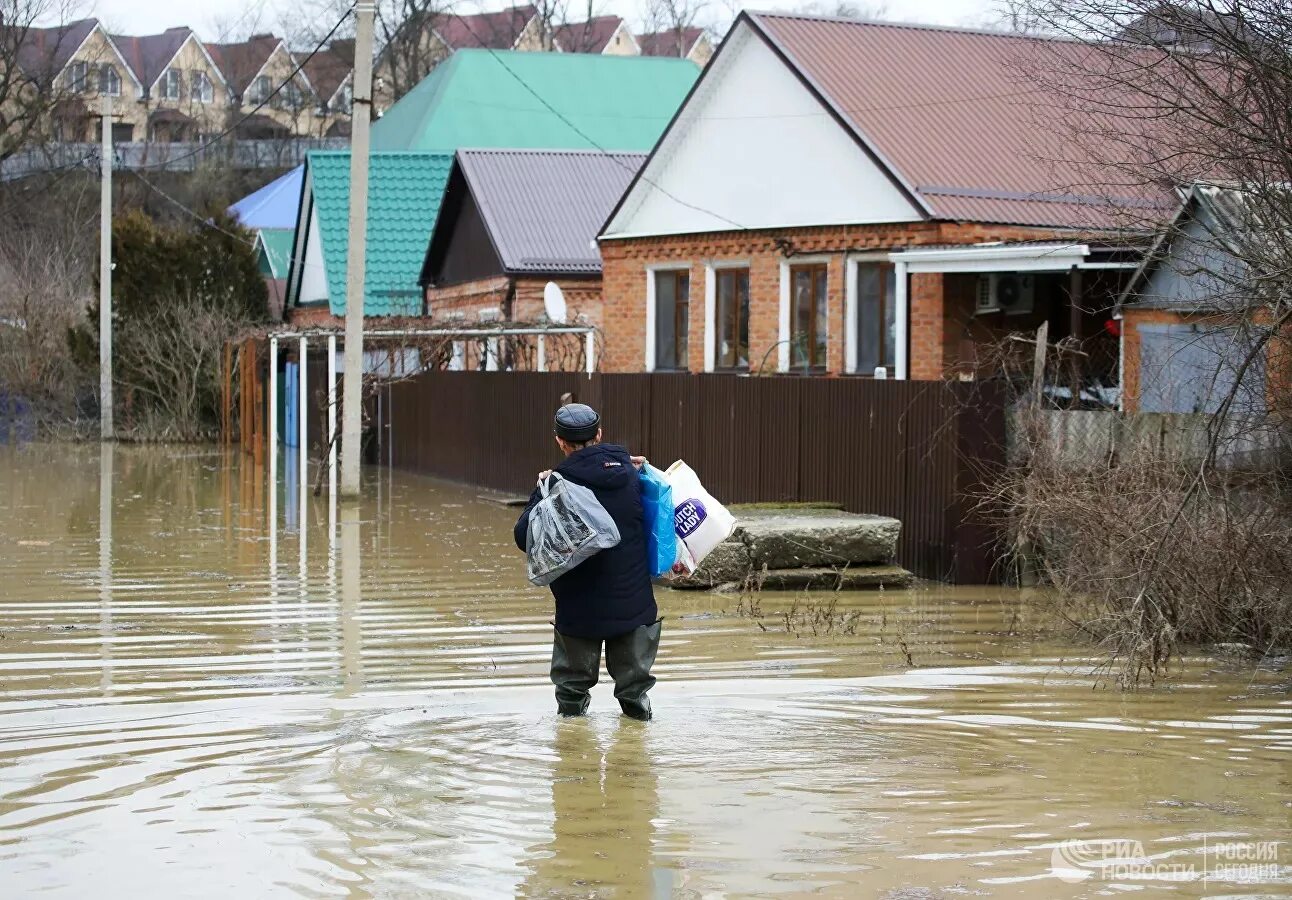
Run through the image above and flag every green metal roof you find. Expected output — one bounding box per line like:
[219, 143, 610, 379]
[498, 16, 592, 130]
[293, 50, 698, 317]
[256, 228, 294, 280]
[372, 49, 699, 153]
[306, 151, 454, 316]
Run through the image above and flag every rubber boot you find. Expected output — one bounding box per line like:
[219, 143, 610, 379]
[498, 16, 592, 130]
[605, 620, 662, 721]
[550, 628, 601, 717]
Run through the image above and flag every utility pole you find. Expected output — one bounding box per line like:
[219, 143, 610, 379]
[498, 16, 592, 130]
[99, 95, 113, 440]
[340, 0, 375, 497]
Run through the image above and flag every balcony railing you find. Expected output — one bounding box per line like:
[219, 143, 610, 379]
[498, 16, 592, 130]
[1, 138, 350, 180]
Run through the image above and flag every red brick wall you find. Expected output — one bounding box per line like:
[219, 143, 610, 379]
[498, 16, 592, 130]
[599, 221, 1073, 377]
[1122, 306, 1292, 416]
[426, 275, 603, 329]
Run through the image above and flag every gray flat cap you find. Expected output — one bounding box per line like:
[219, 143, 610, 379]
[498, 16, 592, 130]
[554, 403, 600, 442]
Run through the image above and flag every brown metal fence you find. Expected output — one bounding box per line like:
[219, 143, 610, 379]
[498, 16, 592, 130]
[379, 372, 1006, 583]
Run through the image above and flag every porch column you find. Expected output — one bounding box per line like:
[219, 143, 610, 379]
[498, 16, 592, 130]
[298, 336, 308, 576]
[894, 260, 909, 380]
[1069, 265, 1083, 341]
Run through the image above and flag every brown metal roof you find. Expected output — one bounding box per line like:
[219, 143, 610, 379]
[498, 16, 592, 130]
[638, 26, 705, 57]
[750, 13, 1177, 230]
[553, 16, 625, 54]
[111, 27, 192, 92]
[438, 149, 645, 275]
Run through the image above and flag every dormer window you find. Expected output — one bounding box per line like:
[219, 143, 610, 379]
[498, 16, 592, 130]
[65, 61, 88, 92]
[98, 64, 121, 97]
[192, 71, 213, 103]
[273, 79, 302, 110]
[246, 75, 271, 105]
[160, 68, 182, 100]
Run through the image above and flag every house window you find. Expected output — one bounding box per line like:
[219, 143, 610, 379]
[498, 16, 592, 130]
[65, 61, 88, 92]
[160, 68, 182, 100]
[715, 267, 750, 370]
[653, 269, 690, 370]
[192, 71, 213, 103]
[247, 75, 271, 105]
[855, 262, 897, 375]
[336, 81, 352, 113]
[98, 64, 121, 96]
[790, 263, 828, 371]
[274, 80, 302, 110]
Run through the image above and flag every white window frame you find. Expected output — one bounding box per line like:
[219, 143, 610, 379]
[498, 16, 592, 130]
[160, 67, 182, 100]
[644, 263, 692, 373]
[778, 255, 831, 374]
[192, 70, 213, 104]
[99, 64, 121, 97]
[66, 61, 88, 92]
[844, 252, 899, 376]
[703, 259, 751, 373]
[248, 74, 271, 105]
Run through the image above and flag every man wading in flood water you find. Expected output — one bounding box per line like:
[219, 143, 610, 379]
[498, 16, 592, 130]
[514, 404, 661, 720]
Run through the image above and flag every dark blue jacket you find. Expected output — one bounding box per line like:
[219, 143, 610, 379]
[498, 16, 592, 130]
[514, 443, 657, 639]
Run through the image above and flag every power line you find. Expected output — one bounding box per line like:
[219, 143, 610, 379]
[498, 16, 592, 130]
[128, 168, 331, 277]
[134, 4, 356, 171]
[445, 12, 749, 232]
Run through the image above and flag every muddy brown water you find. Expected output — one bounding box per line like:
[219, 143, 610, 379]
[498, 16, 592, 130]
[1, 444, 1288, 898]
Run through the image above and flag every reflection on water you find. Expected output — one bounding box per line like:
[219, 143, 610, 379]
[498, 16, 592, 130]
[0, 443, 1288, 898]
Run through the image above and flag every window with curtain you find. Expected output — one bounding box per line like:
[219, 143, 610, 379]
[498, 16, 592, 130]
[715, 267, 750, 370]
[653, 269, 690, 371]
[855, 262, 897, 375]
[98, 64, 121, 96]
[192, 71, 213, 103]
[790, 263, 828, 371]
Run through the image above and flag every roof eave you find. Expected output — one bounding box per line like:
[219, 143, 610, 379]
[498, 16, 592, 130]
[597, 14, 756, 240]
[99, 29, 146, 92]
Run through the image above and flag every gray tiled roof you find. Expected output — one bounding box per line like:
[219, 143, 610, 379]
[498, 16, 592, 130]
[457, 148, 645, 274]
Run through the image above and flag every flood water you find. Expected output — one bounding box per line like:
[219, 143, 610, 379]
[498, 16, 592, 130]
[1, 444, 1289, 898]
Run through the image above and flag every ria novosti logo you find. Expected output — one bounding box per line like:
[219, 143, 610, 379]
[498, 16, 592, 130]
[1050, 837, 1283, 884]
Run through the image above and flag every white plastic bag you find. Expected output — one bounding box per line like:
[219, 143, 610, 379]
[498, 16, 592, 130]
[665, 461, 736, 573]
[525, 473, 621, 586]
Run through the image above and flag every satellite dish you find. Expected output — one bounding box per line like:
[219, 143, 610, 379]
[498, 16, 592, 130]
[543, 281, 567, 324]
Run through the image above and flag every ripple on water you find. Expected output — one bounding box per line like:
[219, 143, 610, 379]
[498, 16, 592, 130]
[1, 444, 1289, 897]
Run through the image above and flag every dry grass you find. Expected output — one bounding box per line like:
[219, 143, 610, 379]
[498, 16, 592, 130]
[997, 413, 1292, 686]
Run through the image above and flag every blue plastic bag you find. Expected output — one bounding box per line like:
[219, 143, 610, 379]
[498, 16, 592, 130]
[639, 463, 677, 578]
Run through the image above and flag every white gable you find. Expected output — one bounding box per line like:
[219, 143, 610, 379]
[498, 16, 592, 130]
[289, 171, 330, 307]
[299, 203, 329, 304]
[603, 20, 921, 238]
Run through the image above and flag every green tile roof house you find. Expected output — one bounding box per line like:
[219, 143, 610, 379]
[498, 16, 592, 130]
[286, 49, 699, 317]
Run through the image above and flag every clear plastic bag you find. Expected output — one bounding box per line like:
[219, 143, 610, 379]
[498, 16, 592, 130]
[525, 473, 622, 586]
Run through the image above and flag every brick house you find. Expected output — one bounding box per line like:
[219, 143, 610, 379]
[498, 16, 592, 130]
[598, 12, 1167, 386]
[207, 34, 318, 139]
[12, 18, 146, 143]
[420, 149, 643, 367]
[111, 27, 231, 142]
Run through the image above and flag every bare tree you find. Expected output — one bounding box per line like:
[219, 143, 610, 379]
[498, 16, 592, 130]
[114, 296, 255, 440]
[0, 173, 97, 431]
[0, 0, 92, 162]
[641, 0, 708, 51]
[987, 0, 1292, 682]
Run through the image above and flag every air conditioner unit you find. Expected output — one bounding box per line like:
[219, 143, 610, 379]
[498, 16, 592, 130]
[975, 273, 1035, 316]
